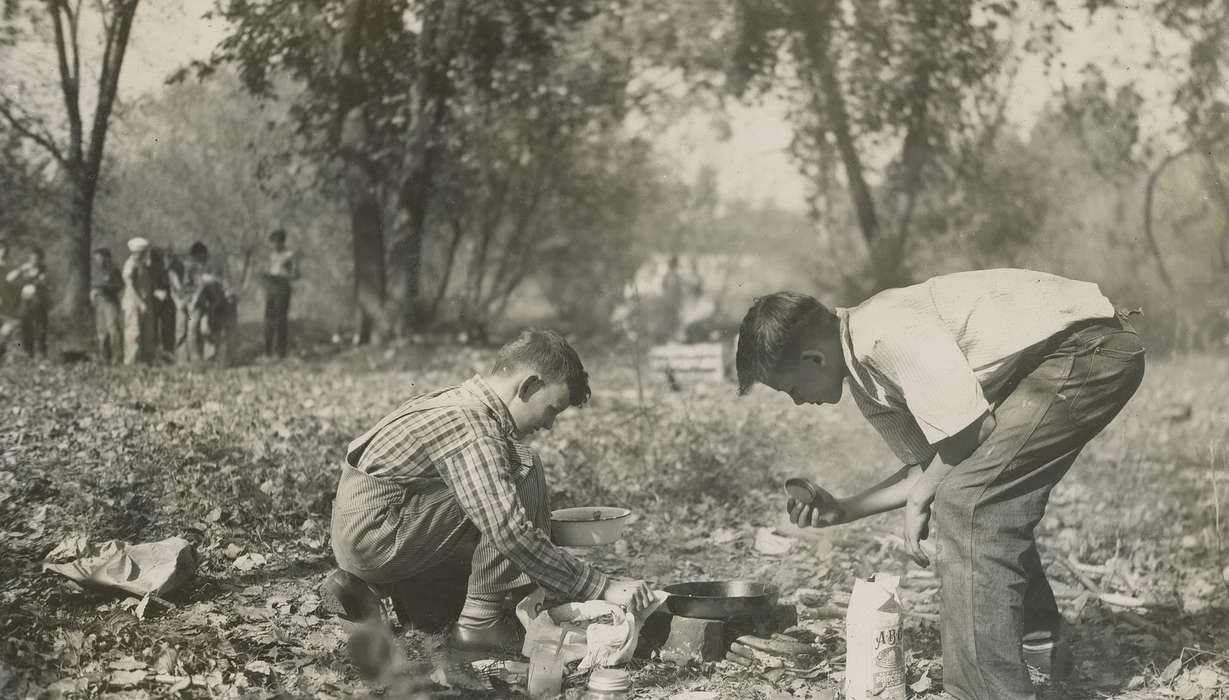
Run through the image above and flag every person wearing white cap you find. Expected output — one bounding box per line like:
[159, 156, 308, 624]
[121, 237, 153, 365]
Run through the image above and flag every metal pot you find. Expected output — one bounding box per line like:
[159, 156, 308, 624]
[663, 580, 775, 620]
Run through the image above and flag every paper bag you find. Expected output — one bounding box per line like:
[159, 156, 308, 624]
[845, 573, 906, 700]
[43, 536, 198, 598]
[515, 587, 668, 671]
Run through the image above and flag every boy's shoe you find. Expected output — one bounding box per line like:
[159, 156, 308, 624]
[448, 616, 524, 655]
[323, 569, 383, 622]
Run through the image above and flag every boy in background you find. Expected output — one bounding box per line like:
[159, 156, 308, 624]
[121, 237, 153, 365]
[8, 246, 49, 358]
[147, 247, 176, 361]
[90, 247, 124, 364]
[326, 330, 653, 652]
[0, 239, 18, 360]
[263, 228, 299, 359]
[171, 242, 210, 363]
[735, 269, 1144, 700]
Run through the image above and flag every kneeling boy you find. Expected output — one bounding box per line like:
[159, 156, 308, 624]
[327, 330, 652, 652]
[735, 269, 1144, 700]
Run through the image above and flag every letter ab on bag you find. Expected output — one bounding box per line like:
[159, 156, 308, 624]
[845, 573, 906, 700]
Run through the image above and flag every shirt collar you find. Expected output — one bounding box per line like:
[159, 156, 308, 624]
[462, 375, 518, 438]
[835, 307, 874, 400]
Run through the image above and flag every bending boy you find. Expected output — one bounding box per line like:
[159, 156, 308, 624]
[327, 330, 652, 652]
[735, 269, 1144, 700]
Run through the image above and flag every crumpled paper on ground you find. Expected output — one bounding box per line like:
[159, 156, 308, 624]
[42, 535, 198, 598]
[516, 587, 668, 671]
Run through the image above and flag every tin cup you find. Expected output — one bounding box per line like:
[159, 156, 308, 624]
[784, 477, 834, 507]
[1022, 631, 1055, 676]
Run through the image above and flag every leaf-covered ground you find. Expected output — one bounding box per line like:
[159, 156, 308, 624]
[2, 345, 1228, 698]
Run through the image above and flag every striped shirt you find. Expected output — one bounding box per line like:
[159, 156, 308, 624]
[838, 269, 1116, 465]
[339, 376, 608, 601]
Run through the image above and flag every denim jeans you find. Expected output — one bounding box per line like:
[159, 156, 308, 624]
[933, 315, 1145, 700]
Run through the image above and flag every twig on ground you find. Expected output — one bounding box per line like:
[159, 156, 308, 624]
[1059, 556, 1102, 595]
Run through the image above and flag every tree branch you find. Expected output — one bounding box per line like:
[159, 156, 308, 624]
[0, 100, 66, 164]
[85, 0, 139, 189]
[47, 0, 84, 166]
[1143, 146, 1190, 292]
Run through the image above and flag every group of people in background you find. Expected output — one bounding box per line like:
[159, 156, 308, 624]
[0, 228, 299, 366]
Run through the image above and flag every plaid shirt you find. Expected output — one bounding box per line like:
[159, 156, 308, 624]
[344, 375, 608, 601]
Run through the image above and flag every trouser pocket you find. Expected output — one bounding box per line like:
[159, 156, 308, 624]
[1069, 330, 1145, 424]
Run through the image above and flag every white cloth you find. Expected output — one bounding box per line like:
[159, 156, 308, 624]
[127, 237, 149, 253]
[516, 587, 669, 671]
[838, 268, 1116, 464]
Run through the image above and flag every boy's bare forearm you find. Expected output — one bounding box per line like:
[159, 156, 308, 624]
[841, 462, 926, 521]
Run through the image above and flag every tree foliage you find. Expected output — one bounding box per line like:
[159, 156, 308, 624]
[717, 0, 1016, 292]
[204, 0, 646, 342]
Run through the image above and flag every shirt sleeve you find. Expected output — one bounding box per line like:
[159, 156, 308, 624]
[864, 320, 988, 445]
[435, 434, 608, 602]
[850, 390, 937, 465]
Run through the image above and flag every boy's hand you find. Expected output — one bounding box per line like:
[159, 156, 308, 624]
[786, 494, 846, 528]
[904, 496, 932, 567]
[600, 579, 654, 613]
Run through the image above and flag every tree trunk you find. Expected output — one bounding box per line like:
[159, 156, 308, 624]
[394, 0, 460, 334]
[792, 0, 893, 292]
[59, 168, 93, 321]
[335, 0, 390, 344]
[881, 1, 937, 288]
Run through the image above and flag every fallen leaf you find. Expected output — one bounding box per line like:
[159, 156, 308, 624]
[135, 593, 152, 620]
[244, 660, 272, 675]
[1175, 676, 1201, 699]
[1195, 665, 1223, 689]
[1161, 657, 1184, 683]
[754, 528, 795, 556]
[238, 606, 273, 622]
[1180, 576, 1217, 614]
[233, 553, 267, 571]
[109, 669, 148, 688]
[154, 675, 191, 693]
[205, 507, 222, 523]
[47, 677, 90, 694]
[109, 656, 147, 671]
[795, 588, 824, 606]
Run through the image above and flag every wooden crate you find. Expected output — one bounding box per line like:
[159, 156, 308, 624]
[647, 342, 727, 383]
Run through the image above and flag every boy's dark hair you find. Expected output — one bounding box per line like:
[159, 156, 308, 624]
[492, 329, 591, 407]
[269, 228, 287, 243]
[93, 247, 111, 258]
[735, 292, 839, 395]
[29, 245, 44, 260]
[189, 241, 209, 260]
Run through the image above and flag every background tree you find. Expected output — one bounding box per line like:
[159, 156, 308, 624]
[723, 0, 1013, 294]
[0, 0, 140, 318]
[208, 0, 627, 342]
